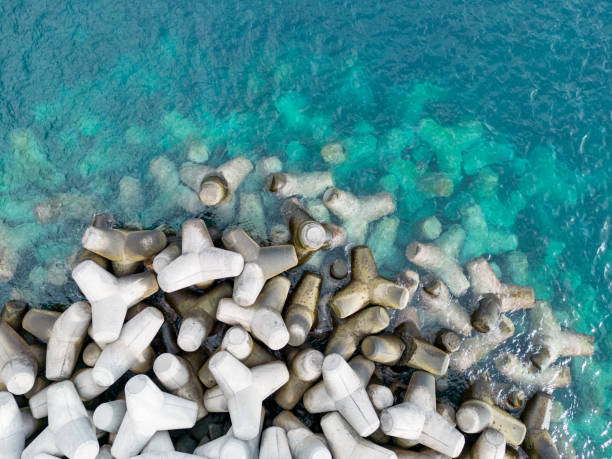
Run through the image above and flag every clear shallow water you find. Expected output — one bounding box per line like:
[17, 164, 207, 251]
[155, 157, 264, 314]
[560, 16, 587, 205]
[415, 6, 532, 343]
[0, 0, 610, 455]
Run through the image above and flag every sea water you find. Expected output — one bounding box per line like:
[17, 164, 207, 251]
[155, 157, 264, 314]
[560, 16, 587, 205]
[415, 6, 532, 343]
[0, 0, 610, 455]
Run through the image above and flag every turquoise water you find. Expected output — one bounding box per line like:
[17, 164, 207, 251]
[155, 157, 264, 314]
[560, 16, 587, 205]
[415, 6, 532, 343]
[0, 0, 610, 455]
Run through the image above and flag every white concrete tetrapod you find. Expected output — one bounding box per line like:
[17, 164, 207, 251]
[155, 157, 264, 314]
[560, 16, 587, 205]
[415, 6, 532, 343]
[287, 427, 332, 459]
[131, 454, 202, 459]
[92, 307, 164, 387]
[0, 391, 26, 459]
[193, 409, 263, 459]
[197, 325, 274, 388]
[216, 275, 291, 350]
[321, 353, 379, 437]
[304, 355, 375, 414]
[321, 412, 397, 459]
[222, 227, 298, 306]
[72, 259, 158, 345]
[207, 350, 289, 440]
[456, 399, 526, 446]
[156, 219, 244, 293]
[111, 375, 198, 459]
[47, 381, 99, 459]
[142, 431, 175, 453]
[21, 427, 62, 459]
[92, 400, 126, 434]
[46, 301, 91, 380]
[0, 322, 37, 396]
[379, 372, 464, 458]
[259, 426, 292, 459]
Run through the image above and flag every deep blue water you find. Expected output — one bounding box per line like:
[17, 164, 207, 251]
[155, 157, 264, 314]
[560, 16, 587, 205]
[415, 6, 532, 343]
[0, 0, 610, 455]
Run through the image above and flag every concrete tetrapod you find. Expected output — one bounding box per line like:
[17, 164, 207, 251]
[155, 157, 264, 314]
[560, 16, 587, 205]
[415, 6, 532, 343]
[156, 219, 244, 293]
[321, 412, 397, 459]
[165, 282, 233, 352]
[72, 260, 158, 345]
[216, 275, 291, 350]
[0, 391, 26, 459]
[45, 301, 91, 380]
[259, 426, 292, 459]
[330, 246, 409, 319]
[47, 381, 99, 459]
[379, 372, 464, 457]
[92, 307, 164, 387]
[207, 350, 289, 440]
[0, 322, 37, 395]
[321, 353, 379, 437]
[111, 375, 198, 459]
[193, 408, 263, 459]
[222, 227, 298, 306]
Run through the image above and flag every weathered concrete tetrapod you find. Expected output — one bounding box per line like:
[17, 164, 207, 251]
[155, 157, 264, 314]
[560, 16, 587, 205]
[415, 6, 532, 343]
[495, 353, 571, 390]
[1, 300, 28, 331]
[165, 282, 233, 352]
[379, 372, 464, 457]
[266, 171, 333, 199]
[259, 426, 292, 459]
[521, 392, 561, 459]
[406, 242, 469, 297]
[22, 308, 60, 343]
[471, 428, 506, 459]
[72, 259, 158, 345]
[156, 219, 244, 293]
[153, 353, 207, 420]
[275, 347, 324, 410]
[198, 156, 253, 206]
[0, 321, 38, 395]
[417, 276, 472, 336]
[466, 258, 534, 312]
[208, 350, 289, 440]
[470, 294, 502, 334]
[456, 399, 526, 446]
[321, 412, 397, 459]
[280, 198, 347, 265]
[284, 272, 322, 346]
[321, 353, 379, 437]
[111, 375, 198, 459]
[222, 227, 298, 306]
[193, 409, 263, 459]
[528, 300, 594, 370]
[303, 355, 374, 414]
[323, 187, 396, 243]
[361, 326, 450, 376]
[46, 301, 91, 380]
[92, 307, 164, 387]
[450, 316, 515, 373]
[81, 226, 167, 272]
[325, 306, 390, 359]
[331, 246, 409, 318]
[47, 381, 99, 459]
[216, 276, 291, 350]
[0, 391, 25, 459]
